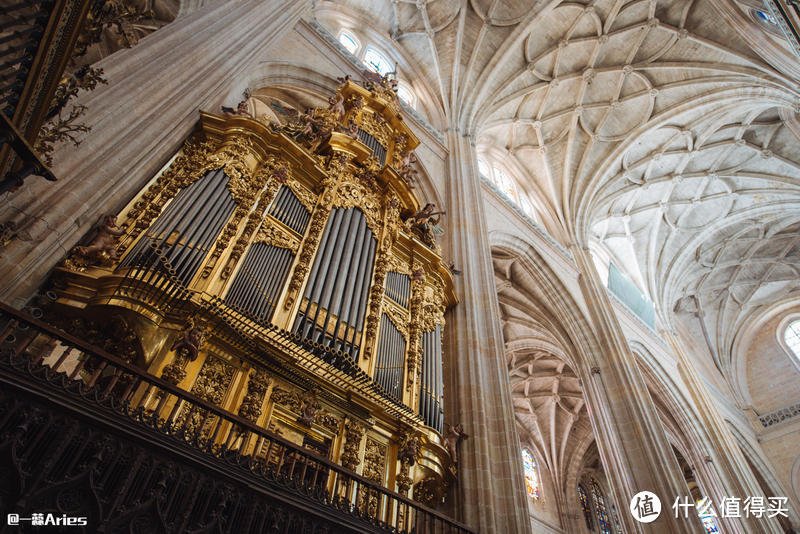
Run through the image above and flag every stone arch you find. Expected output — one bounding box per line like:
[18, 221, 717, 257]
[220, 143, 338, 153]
[726, 421, 800, 530]
[730, 295, 800, 409]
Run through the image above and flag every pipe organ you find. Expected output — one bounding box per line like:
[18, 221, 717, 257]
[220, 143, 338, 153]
[50, 79, 458, 508]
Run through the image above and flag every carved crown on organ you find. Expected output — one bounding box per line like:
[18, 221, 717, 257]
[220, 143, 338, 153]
[50, 78, 458, 506]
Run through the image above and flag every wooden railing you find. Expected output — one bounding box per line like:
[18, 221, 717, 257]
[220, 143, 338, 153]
[0, 301, 477, 534]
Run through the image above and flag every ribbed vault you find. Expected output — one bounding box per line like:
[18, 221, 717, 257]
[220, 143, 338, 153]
[493, 248, 594, 516]
[313, 0, 800, 395]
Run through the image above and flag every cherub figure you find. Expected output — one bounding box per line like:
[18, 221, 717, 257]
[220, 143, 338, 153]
[298, 389, 321, 426]
[328, 92, 346, 121]
[345, 94, 364, 113]
[408, 203, 442, 222]
[397, 150, 419, 186]
[398, 433, 420, 465]
[273, 166, 290, 184]
[170, 320, 204, 362]
[408, 203, 445, 247]
[444, 423, 468, 464]
[447, 262, 462, 276]
[74, 214, 124, 262]
[342, 119, 359, 140]
[221, 100, 252, 118]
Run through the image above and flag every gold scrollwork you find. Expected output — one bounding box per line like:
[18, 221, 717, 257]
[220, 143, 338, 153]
[383, 300, 409, 338]
[340, 417, 365, 471]
[220, 171, 283, 280]
[357, 111, 391, 149]
[363, 248, 389, 357]
[334, 178, 381, 233]
[421, 279, 446, 331]
[284, 157, 348, 309]
[254, 224, 300, 253]
[385, 254, 411, 275]
[176, 355, 236, 436]
[238, 368, 272, 423]
[406, 271, 425, 390]
[121, 135, 261, 260]
[286, 179, 317, 213]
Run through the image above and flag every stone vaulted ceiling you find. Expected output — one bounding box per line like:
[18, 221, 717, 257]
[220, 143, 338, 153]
[493, 249, 593, 505]
[315, 0, 800, 386]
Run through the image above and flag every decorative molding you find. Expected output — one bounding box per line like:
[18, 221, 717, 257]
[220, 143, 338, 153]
[759, 402, 800, 427]
[481, 175, 573, 261]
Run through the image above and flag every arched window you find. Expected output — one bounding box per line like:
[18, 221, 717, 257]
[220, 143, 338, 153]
[521, 448, 540, 501]
[590, 479, 613, 534]
[477, 158, 490, 178]
[396, 84, 415, 107]
[364, 47, 393, 76]
[578, 484, 594, 530]
[493, 167, 516, 200]
[338, 31, 360, 55]
[518, 194, 535, 217]
[784, 319, 800, 360]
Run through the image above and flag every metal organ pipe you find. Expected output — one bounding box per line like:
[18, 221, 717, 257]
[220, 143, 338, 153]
[317, 209, 358, 344]
[331, 216, 368, 351]
[226, 243, 295, 322]
[176, 190, 234, 281]
[239, 244, 268, 316]
[310, 209, 354, 343]
[295, 207, 376, 357]
[343, 227, 374, 357]
[123, 169, 235, 286]
[347, 236, 375, 357]
[435, 324, 443, 431]
[301, 210, 343, 338]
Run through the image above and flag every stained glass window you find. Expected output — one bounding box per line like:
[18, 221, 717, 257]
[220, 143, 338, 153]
[697, 500, 720, 533]
[784, 320, 800, 360]
[578, 484, 594, 530]
[338, 32, 359, 55]
[364, 48, 393, 76]
[590, 479, 613, 534]
[396, 84, 415, 107]
[521, 448, 540, 501]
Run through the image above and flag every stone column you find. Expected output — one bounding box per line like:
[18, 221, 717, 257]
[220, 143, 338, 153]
[443, 131, 533, 534]
[665, 331, 785, 534]
[0, 0, 312, 303]
[571, 246, 703, 533]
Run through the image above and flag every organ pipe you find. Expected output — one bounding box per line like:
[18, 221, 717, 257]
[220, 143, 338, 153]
[294, 207, 376, 357]
[122, 168, 235, 285]
[419, 325, 443, 432]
